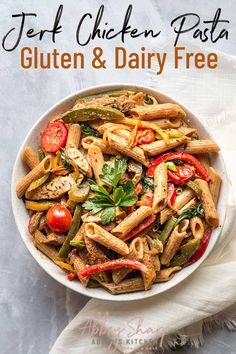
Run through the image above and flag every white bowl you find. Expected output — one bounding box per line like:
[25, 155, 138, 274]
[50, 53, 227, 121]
[11, 84, 228, 301]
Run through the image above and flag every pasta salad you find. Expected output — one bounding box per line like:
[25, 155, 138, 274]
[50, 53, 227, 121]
[16, 90, 221, 294]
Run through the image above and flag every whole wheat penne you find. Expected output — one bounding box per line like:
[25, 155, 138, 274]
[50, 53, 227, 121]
[153, 163, 168, 213]
[190, 217, 205, 240]
[142, 238, 156, 290]
[101, 277, 145, 294]
[155, 266, 181, 282]
[195, 179, 219, 227]
[209, 167, 222, 205]
[130, 103, 186, 120]
[72, 223, 85, 242]
[70, 254, 89, 287]
[112, 206, 153, 238]
[107, 132, 149, 166]
[85, 223, 129, 256]
[160, 220, 189, 265]
[160, 189, 194, 224]
[178, 126, 197, 136]
[140, 136, 190, 156]
[112, 237, 144, 284]
[177, 197, 197, 215]
[16, 155, 52, 198]
[22, 146, 40, 170]
[66, 124, 81, 148]
[148, 117, 182, 128]
[184, 140, 220, 154]
[87, 146, 105, 186]
[84, 235, 110, 282]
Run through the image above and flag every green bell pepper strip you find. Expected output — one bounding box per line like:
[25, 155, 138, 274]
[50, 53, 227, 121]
[159, 217, 177, 245]
[170, 238, 201, 266]
[58, 205, 82, 258]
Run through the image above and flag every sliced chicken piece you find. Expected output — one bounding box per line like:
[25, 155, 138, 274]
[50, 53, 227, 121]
[67, 147, 93, 177]
[25, 175, 75, 200]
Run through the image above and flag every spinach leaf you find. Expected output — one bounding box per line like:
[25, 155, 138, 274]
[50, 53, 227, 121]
[176, 203, 204, 224]
[80, 123, 102, 138]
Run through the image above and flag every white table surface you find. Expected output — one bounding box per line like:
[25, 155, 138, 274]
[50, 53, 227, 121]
[1, 0, 236, 353]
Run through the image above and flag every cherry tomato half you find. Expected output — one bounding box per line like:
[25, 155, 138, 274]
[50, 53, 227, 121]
[41, 120, 68, 153]
[46, 205, 72, 233]
[168, 164, 195, 185]
[136, 129, 155, 145]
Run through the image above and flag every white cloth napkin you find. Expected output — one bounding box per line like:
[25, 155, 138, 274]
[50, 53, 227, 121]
[50, 47, 236, 354]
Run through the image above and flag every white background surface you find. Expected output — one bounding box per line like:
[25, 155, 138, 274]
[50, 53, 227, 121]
[1, 1, 236, 353]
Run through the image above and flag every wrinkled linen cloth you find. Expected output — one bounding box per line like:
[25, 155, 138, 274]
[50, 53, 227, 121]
[50, 46, 236, 354]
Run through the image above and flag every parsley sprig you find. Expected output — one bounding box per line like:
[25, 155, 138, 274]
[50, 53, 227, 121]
[82, 159, 138, 225]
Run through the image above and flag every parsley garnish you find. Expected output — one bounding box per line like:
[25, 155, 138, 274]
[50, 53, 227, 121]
[82, 159, 138, 225]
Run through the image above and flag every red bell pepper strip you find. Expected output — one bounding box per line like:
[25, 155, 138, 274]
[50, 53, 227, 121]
[168, 183, 177, 205]
[123, 213, 157, 241]
[146, 152, 210, 182]
[68, 272, 76, 281]
[187, 228, 212, 265]
[77, 259, 148, 279]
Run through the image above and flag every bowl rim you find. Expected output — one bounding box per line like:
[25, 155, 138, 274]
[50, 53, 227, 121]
[11, 83, 228, 301]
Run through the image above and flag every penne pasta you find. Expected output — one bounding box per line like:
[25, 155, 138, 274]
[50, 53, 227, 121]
[81, 136, 118, 155]
[195, 179, 220, 228]
[142, 238, 156, 290]
[85, 223, 129, 256]
[130, 103, 186, 120]
[107, 132, 149, 166]
[153, 163, 168, 213]
[16, 155, 52, 198]
[155, 266, 181, 282]
[160, 189, 195, 224]
[66, 124, 81, 148]
[112, 206, 153, 238]
[184, 140, 220, 154]
[112, 237, 143, 284]
[70, 254, 89, 287]
[190, 217, 205, 240]
[209, 167, 222, 205]
[101, 277, 145, 294]
[87, 146, 105, 186]
[160, 220, 189, 265]
[22, 146, 40, 170]
[140, 136, 190, 156]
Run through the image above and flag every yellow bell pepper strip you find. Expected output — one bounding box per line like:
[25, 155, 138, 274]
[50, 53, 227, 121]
[25, 200, 54, 211]
[77, 259, 149, 279]
[26, 173, 50, 192]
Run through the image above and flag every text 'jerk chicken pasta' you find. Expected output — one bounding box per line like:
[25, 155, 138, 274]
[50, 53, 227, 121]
[15, 89, 221, 295]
